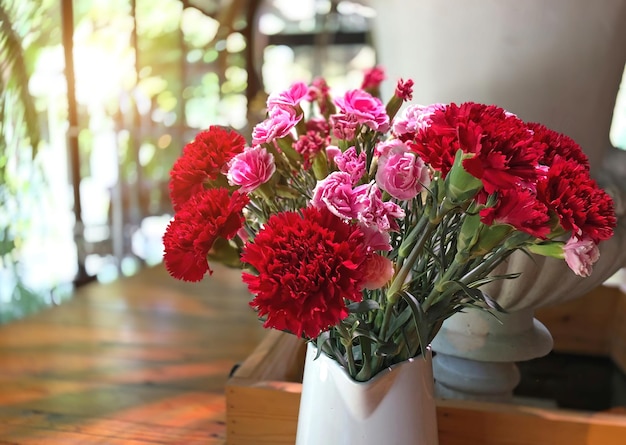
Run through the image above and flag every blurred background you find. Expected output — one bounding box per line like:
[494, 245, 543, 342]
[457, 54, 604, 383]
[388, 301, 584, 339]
[0, 0, 379, 323]
[1, 0, 626, 323]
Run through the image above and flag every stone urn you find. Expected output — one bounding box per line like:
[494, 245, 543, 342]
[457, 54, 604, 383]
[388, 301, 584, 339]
[369, 0, 626, 401]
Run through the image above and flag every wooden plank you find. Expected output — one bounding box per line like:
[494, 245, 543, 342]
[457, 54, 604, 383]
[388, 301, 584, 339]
[0, 264, 263, 443]
[536, 285, 626, 373]
[228, 330, 305, 383]
[0, 411, 225, 444]
[437, 399, 626, 445]
[227, 381, 626, 445]
[227, 385, 300, 445]
[536, 286, 621, 356]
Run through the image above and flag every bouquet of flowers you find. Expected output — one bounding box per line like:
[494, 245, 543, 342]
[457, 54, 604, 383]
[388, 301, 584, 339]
[163, 67, 616, 382]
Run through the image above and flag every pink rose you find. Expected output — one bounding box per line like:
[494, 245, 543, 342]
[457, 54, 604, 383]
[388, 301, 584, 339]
[227, 146, 276, 193]
[311, 172, 360, 220]
[361, 253, 394, 290]
[392, 103, 444, 139]
[334, 89, 390, 132]
[267, 81, 309, 110]
[252, 107, 301, 145]
[376, 141, 430, 200]
[335, 147, 366, 185]
[564, 236, 600, 277]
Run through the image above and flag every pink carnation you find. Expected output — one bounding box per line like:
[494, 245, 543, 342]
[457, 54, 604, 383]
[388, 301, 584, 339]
[308, 77, 333, 116]
[334, 89, 390, 132]
[354, 183, 405, 232]
[563, 236, 600, 277]
[227, 146, 276, 193]
[393, 103, 444, 140]
[306, 117, 330, 135]
[311, 172, 361, 220]
[267, 81, 309, 111]
[376, 142, 430, 200]
[325, 145, 342, 164]
[375, 138, 407, 157]
[294, 131, 329, 168]
[335, 147, 366, 185]
[362, 253, 394, 290]
[395, 78, 414, 102]
[252, 107, 301, 145]
[361, 66, 386, 91]
[360, 225, 392, 252]
[330, 113, 359, 140]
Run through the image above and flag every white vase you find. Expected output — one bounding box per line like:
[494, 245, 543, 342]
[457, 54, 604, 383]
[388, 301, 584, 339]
[295, 343, 439, 445]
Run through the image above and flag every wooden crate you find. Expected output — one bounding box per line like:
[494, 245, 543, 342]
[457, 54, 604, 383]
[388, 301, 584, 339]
[536, 285, 626, 373]
[227, 287, 626, 445]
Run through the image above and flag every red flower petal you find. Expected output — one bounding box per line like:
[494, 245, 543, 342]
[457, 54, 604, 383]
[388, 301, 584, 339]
[411, 102, 543, 193]
[163, 188, 248, 282]
[537, 156, 615, 243]
[169, 126, 246, 211]
[242, 207, 369, 338]
[480, 188, 551, 239]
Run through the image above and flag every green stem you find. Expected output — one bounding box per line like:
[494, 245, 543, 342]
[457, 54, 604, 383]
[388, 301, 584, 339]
[388, 219, 436, 303]
[422, 260, 463, 311]
[378, 218, 437, 346]
[344, 339, 357, 378]
[424, 247, 513, 312]
[459, 247, 510, 284]
[397, 212, 430, 258]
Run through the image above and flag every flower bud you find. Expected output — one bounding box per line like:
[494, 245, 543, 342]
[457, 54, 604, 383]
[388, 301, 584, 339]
[458, 213, 514, 259]
[457, 213, 482, 255]
[443, 150, 483, 209]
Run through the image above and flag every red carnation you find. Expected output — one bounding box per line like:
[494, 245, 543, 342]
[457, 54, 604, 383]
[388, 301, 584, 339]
[527, 122, 590, 171]
[412, 103, 543, 193]
[163, 188, 249, 282]
[480, 188, 551, 239]
[169, 126, 246, 211]
[242, 207, 369, 338]
[537, 156, 615, 243]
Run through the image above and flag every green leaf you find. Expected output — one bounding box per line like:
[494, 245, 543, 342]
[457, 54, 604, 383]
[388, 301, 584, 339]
[400, 291, 431, 355]
[355, 337, 373, 381]
[526, 241, 565, 258]
[384, 306, 412, 341]
[447, 280, 484, 302]
[351, 327, 382, 343]
[346, 299, 380, 313]
[480, 293, 506, 312]
[314, 331, 330, 360]
[466, 272, 521, 288]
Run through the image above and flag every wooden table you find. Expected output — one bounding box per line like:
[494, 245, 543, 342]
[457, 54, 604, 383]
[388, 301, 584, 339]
[0, 264, 266, 444]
